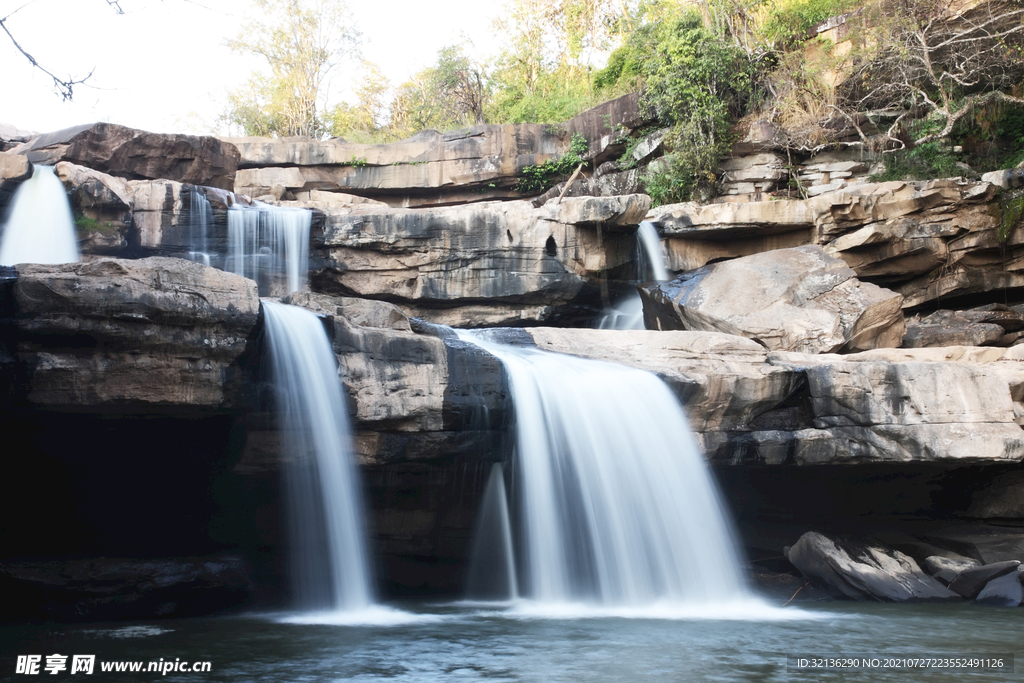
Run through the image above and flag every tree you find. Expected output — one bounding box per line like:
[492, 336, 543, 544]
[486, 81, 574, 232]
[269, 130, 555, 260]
[323, 61, 392, 141]
[842, 0, 1024, 151]
[225, 0, 360, 138]
[488, 0, 638, 123]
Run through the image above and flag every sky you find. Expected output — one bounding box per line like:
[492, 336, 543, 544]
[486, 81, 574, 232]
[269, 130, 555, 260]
[0, 0, 503, 136]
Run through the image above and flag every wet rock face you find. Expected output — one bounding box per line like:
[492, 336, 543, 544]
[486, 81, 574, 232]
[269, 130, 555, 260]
[639, 245, 905, 354]
[8, 258, 259, 407]
[0, 557, 251, 621]
[10, 123, 240, 190]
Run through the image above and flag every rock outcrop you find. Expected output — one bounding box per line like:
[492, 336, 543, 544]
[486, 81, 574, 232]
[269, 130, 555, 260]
[10, 123, 240, 190]
[639, 245, 905, 353]
[226, 93, 646, 208]
[499, 328, 1024, 466]
[648, 179, 1017, 312]
[312, 194, 651, 327]
[7, 258, 259, 407]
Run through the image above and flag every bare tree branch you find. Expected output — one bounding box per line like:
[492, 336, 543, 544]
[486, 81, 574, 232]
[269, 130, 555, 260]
[2, 0, 128, 100]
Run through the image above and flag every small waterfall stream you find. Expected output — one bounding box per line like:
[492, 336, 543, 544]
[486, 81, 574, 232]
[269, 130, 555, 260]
[460, 330, 750, 608]
[597, 221, 668, 330]
[0, 165, 80, 266]
[262, 300, 373, 611]
[228, 204, 311, 295]
[186, 188, 214, 267]
[465, 463, 519, 602]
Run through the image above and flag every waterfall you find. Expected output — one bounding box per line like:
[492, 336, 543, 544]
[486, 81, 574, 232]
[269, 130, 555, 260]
[460, 331, 749, 607]
[228, 203, 311, 295]
[262, 301, 373, 611]
[0, 165, 80, 266]
[597, 221, 668, 330]
[465, 463, 519, 601]
[187, 187, 213, 267]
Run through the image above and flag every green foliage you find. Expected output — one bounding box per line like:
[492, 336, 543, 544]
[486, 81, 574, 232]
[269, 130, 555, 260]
[999, 189, 1024, 243]
[515, 132, 589, 193]
[488, 64, 597, 124]
[74, 215, 118, 234]
[759, 0, 858, 47]
[870, 141, 962, 182]
[632, 10, 752, 202]
[641, 155, 693, 206]
[343, 156, 368, 167]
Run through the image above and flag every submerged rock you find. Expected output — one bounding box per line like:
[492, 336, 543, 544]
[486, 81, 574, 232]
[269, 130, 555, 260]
[0, 557, 251, 621]
[785, 532, 960, 601]
[639, 245, 905, 353]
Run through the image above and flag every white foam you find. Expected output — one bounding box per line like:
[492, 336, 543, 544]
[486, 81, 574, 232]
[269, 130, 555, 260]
[500, 598, 833, 622]
[274, 605, 447, 627]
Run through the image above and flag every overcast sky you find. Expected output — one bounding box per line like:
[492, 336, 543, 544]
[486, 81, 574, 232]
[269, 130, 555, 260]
[0, 0, 503, 136]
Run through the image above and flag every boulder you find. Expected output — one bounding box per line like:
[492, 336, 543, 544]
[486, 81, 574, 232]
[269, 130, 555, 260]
[10, 123, 240, 190]
[639, 245, 905, 353]
[923, 555, 981, 585]
[785, 532, 960, 601]
[9, 258, 259, 407]
[974, 569, 1023, 606]
[947, 560, 1021, 599]
[0, 557, 251, 621]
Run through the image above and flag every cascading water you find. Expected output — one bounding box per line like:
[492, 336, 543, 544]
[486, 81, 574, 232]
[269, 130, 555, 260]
[460, 330, 749, 608]
[597, 221, 668, 330]
[228, 203, 311, 295]
[262, 301, 373, 611]
[0, 165, 80, 266]
[465, 463, 519, 601]
[187, 187, 214, 267]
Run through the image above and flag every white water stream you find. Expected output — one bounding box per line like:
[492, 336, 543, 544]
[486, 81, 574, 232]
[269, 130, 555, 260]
[262, 300, 373, 611]
[460, 331, 751, 608]
[597, 221, 668, 330]
[0, 165, 80, 266]
[228, 204, 311, 294]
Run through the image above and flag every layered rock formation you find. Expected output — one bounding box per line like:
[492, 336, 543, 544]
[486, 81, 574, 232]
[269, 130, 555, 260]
[6, 258, 258, 407]
[648, 178, 1016, 312]
[226, 93, 645, 208]
[311, 194, 651, 327]
[9, 122, 240, 190]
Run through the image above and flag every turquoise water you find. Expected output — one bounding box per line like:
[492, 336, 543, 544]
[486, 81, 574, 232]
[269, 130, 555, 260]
[2, 602, 1019, 682]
